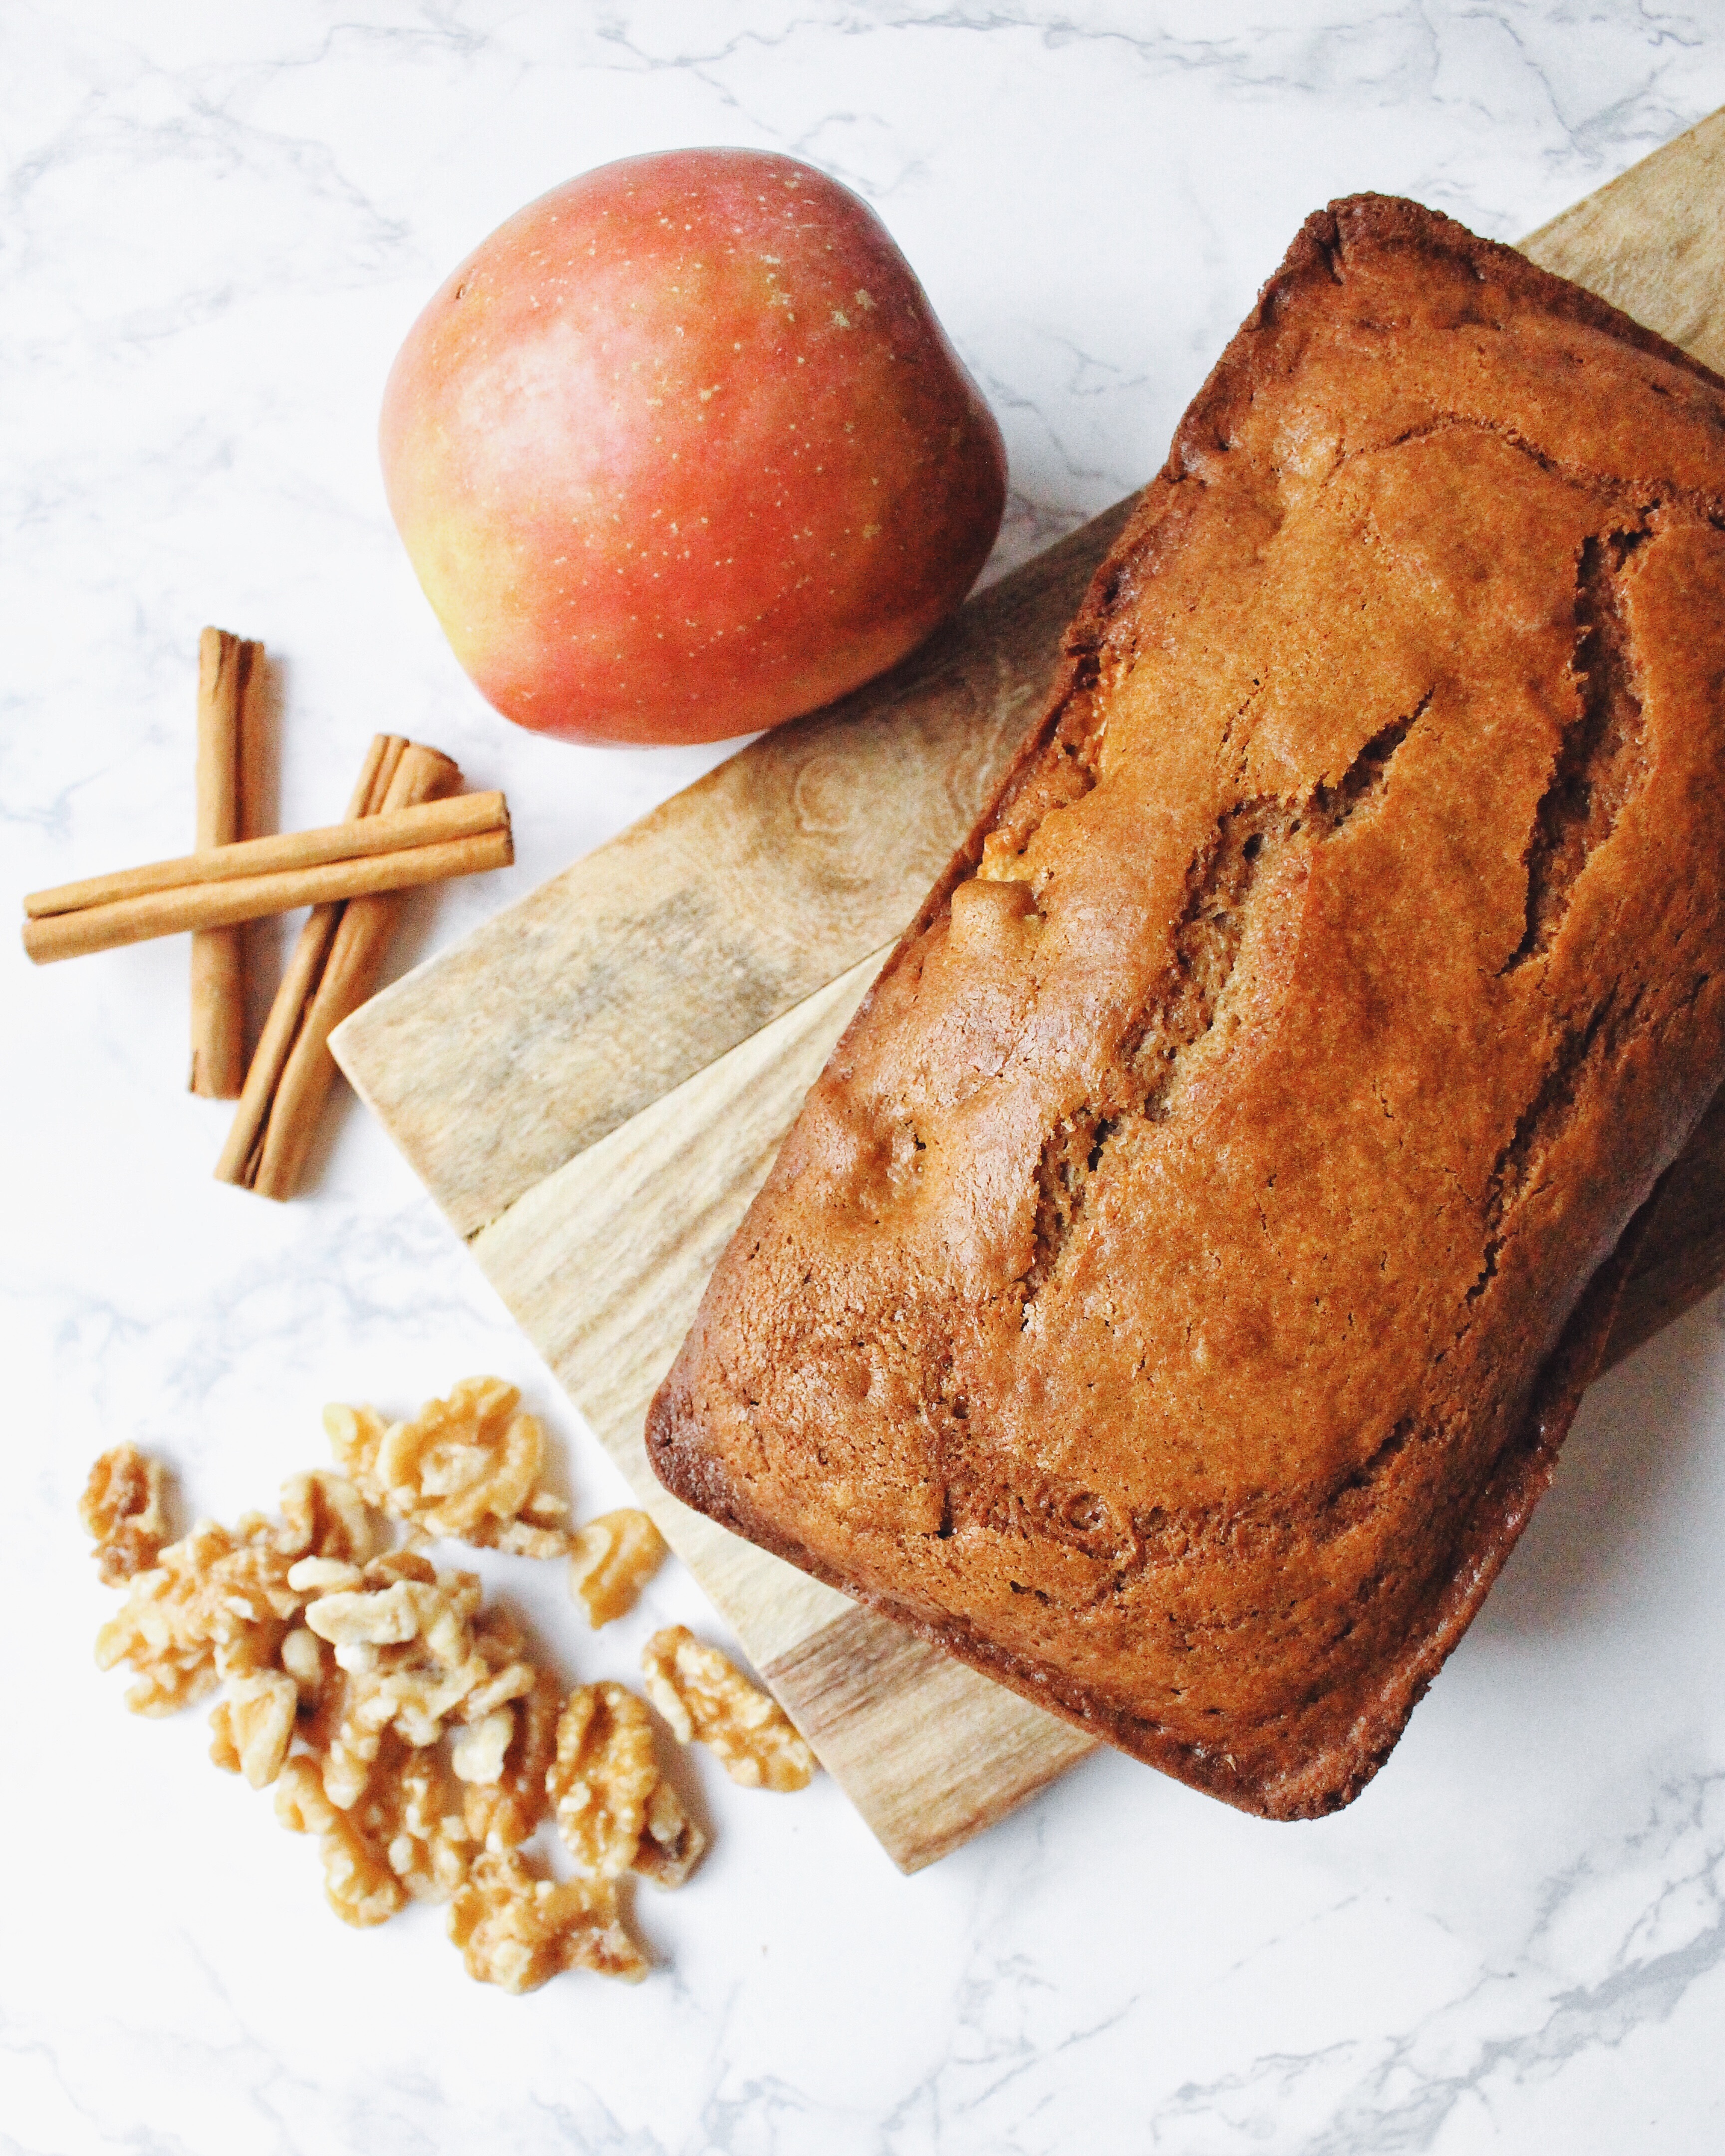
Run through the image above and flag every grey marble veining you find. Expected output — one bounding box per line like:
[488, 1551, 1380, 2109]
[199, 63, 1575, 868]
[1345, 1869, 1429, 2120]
[5, 4, 1725, 2151]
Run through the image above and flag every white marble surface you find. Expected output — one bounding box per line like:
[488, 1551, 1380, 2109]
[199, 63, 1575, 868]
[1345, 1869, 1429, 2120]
[5, 4, 1725, 2150]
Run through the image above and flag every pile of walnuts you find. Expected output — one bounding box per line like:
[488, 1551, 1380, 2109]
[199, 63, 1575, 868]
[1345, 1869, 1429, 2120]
[84, 1379, 815, 1995]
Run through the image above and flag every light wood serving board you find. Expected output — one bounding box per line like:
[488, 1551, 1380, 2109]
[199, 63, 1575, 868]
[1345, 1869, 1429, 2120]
[335, 112, 1725, 1873]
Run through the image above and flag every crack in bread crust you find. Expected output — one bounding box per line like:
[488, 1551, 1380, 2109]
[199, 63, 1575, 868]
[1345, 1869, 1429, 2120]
[1023, 694, 1430, 1309]
[1509, 530, 1651, 970]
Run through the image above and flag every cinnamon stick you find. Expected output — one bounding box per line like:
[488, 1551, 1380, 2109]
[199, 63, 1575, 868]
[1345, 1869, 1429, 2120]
[25, 792, 512, 918]
[232, 742, 464, 1200]
[189, 629, 262, 1097]
[20, 808, 511, 963]
[214, 735, 405, 1189]
[237, 636, 273, 856]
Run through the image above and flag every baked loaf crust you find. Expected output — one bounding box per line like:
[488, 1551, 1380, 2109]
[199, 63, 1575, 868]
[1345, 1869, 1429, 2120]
[647, 196, 1725, 1819]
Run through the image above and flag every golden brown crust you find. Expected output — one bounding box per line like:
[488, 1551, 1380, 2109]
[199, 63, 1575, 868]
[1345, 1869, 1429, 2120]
[648, 195, 1725, 1817]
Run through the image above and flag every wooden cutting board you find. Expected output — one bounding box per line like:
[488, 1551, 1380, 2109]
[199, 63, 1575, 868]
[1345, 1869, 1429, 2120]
[334, 110, 1725, 1873]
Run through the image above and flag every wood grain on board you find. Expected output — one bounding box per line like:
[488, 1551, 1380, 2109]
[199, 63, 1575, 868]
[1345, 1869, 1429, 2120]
[335, 112, 1725, 1873]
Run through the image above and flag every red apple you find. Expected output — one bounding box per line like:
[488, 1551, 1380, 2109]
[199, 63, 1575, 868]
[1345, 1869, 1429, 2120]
[379, 148, 1007, 746]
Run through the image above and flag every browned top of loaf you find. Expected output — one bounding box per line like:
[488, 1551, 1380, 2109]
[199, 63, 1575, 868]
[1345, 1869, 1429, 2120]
[647, 196, 1725, 1819]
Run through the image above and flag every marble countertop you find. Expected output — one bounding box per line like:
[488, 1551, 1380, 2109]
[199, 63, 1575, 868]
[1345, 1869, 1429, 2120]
[6, 6, 1725, 2151]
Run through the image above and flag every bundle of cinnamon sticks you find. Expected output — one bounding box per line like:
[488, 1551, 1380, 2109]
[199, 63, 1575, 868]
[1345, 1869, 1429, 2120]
[21, 629, 514, 1200]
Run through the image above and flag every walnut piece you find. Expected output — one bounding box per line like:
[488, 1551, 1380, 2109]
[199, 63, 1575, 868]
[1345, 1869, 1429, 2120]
[324, 1378, 570, 1556]
[549, 1681, 707, 1888]
[640, 1627, 816, 1792]
[461, 1649, 560, 1853]
[94, 1520, 306, 1716]
[321, 1402, 386, 1497]
[320, 1809, 410, 1928]
[277, 1740, 472, 1924]
[447, 1850, 646, 1993]
[209, 1670, 298, 1788]
[275, 1753, 338, 1836]
[275, 1471, 378, 1563]
[568, 1508, 668, 1625]
[279, 1624, 328, 1703]
[548, 1682, 654, 1879]
[348, 1735, 474, 1907]
[635, 1778, 706, 1891]
[79, 1445, 170, 1585]
[276, 1747, 410, 1929]
[377, 1742, 475, 1903]
[451, 1709, 514, 1785]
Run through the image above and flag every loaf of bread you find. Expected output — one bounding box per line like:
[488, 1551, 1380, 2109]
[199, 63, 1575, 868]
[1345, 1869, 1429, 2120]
[646, 196, 1725, 1819]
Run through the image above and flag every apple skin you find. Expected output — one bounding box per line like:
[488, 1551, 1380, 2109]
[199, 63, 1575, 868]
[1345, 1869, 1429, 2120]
[379, 148, 1008, 746]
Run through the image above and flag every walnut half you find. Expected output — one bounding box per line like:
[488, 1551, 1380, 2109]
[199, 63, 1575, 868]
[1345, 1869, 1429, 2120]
[548, 1681, 706, 1888]
[640, 1627, 816, 1792]
[79, 1445, 170, 1585]
[567, 1509, 667, 1625]
[447, 1850, 647, 1993]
